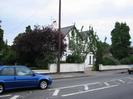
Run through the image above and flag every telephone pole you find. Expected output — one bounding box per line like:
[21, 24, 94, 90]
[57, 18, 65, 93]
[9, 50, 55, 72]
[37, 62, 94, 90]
[57, 0, 61, 73]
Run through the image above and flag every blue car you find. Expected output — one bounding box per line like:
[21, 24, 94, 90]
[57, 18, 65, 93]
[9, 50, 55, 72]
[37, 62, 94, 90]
[0, 66, 52, 93]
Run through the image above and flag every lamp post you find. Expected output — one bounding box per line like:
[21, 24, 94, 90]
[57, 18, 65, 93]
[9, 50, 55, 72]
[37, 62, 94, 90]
[57, 0, 61, 73]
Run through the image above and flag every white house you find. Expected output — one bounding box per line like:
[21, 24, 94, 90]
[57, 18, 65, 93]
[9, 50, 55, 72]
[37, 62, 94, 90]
[60, 25, 94, 68]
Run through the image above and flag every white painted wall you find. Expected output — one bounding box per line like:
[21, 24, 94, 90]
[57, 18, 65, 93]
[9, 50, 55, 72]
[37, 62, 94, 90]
[99, 64, 130, 70]
[49, 64, 57, 73]
[49, 63, 85, 73]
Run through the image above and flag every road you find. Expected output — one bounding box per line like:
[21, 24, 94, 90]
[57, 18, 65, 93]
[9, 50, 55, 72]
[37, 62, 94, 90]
[1, 72, 133, 99]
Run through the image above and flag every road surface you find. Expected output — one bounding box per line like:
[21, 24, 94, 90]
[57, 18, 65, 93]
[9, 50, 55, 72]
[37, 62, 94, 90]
[1, 72, 133, 99]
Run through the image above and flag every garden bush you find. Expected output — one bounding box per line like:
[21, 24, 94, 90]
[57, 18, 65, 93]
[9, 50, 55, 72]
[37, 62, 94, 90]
[102, 56, 120, 65]
[120, 55, 133, 64]
[66, 54, 84, 63]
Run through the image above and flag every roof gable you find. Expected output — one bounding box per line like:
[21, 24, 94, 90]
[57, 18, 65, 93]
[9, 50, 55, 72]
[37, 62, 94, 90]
[61, 25, 75, 36]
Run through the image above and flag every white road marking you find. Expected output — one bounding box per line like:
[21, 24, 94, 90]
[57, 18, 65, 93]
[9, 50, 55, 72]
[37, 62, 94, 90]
[0, 94, 11, 98]
[118, 79, 125, 83]
[49, 82, 100, 91]
[62, 85, 118, 97]
[104, 82, 110, 86]
[106, 76, 130, 82]
[84, 85, 89, 91]
[52, 89, 60, 96]
[10, 95, 20, 99]
[49, 76, 133, 97]
[127, 77, 133, 80]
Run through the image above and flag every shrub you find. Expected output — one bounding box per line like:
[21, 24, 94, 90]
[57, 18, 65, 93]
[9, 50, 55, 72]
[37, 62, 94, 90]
[66, 54, 84, 63]
[60, 61, 66, 63]
[102, 56, 120, 65]
[120, 55, 133, 64]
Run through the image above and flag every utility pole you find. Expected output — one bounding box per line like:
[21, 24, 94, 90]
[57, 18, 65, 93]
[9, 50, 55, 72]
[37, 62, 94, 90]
[57, 0, 61, 73]
[0, 20, 1, 28]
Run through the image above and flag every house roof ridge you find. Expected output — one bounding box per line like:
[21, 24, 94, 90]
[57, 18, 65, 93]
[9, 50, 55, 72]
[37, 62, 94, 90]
[61, 25, 75, 29]
[61, 25, 75, 36]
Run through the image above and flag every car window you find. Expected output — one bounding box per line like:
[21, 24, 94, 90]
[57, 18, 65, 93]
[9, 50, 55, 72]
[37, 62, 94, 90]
[0, 67, 14, 76]
[16, 67, 33, 76]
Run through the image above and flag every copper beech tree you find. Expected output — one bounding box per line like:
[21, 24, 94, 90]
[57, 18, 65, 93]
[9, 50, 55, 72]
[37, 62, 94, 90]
[13, 25, 66, 68]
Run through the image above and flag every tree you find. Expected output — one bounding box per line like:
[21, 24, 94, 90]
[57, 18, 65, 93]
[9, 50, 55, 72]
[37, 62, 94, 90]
[85, 27, 111, 70]
[68, 26, 95, 63]
[0, 46, 17, 65]
[111, 22, 131, 60]
[25, 25, 32, 33]
[87, 27, 102, 71]
[0, 21, 5, 64]
[0, 20, 4, 50]
[13, 25, 66, 68]
[68, 26, 104, 70]
[0, 21, 17, 65]
[68, 27, 83, 62]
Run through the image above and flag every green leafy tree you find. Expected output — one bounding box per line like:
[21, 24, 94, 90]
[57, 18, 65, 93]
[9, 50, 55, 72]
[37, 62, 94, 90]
[25, 25, 32, 33]
[68, 27, 84, 62]
[0, 21, 4, 50]
[13, 25, 66, 68]
[87, 27, 102, 71]
[111, 22, 131, 60]
[68, 26, 104, 70]
[0, 21, 5, 64]
[68, 26, 94, 63]
[1, 46, 17, 65]
[0, 21, 16, 65]
[86, 27, 111, 70]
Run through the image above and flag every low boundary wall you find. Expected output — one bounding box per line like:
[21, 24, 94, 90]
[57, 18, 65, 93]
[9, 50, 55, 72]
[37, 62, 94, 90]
[99, 64, 132, 70]
[49, 63, 85, 73]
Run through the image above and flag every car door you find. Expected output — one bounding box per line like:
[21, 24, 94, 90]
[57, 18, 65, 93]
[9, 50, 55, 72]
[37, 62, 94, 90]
[15, 67, 38, 88]
[0, 67, 16, 89]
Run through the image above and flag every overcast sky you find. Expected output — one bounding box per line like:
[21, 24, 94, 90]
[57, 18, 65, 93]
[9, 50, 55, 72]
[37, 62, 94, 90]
[0, 0, 133, 45]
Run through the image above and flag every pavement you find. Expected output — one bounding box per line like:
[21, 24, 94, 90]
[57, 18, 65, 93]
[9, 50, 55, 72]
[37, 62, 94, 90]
[46, 69, 128, 80]
[33, 68, 128, 80]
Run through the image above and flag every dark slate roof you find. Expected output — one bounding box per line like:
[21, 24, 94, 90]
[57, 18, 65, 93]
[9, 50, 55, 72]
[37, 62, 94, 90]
[79, 30, 89, 36]
[61, 25, 74, 36]
[78, 30, 90, 40]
